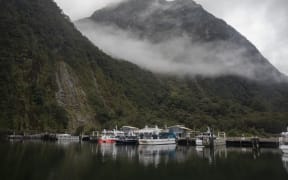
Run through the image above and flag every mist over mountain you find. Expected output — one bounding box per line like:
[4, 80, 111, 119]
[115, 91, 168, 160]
[76, 0, 286, 82]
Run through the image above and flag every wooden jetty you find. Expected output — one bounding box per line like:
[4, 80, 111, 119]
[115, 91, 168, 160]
[178, 137, 279, 148]
[177, 138, 196, 146]
[226, 137, 279, 148]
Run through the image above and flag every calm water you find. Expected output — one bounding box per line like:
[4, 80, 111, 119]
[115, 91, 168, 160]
[0, 141, 288, 180]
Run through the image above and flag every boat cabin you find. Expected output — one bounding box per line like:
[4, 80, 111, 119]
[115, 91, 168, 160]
[168, 125, 192, 138]
[120, 126, 139, 136]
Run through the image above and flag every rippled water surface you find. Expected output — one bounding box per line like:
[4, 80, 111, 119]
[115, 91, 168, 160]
[0, 142, 288, 180]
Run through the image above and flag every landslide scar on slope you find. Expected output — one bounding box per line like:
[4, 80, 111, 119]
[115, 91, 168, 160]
[55, 61, 94, 129]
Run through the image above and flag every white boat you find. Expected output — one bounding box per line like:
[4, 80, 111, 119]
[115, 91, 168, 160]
[138, 126, 176, 145]
[56, 134, 79, 141]
[196, 127, 226, 147]
[279, 127, 288, 154]
[138, 137, 176, 145]
[98, 129, 124, 143]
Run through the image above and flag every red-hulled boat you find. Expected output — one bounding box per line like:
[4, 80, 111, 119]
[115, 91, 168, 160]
[98, 129, 124, 144]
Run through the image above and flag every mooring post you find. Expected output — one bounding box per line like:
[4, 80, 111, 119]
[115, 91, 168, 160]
[210, 128, 214, 149]
[251, 137, 260, 150]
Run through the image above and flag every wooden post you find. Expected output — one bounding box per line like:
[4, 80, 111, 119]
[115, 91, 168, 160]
[210, 128, 214, 149]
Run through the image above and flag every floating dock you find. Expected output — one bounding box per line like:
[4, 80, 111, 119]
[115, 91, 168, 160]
[226, 137, 279, 148]
[177, 137, 279, 148]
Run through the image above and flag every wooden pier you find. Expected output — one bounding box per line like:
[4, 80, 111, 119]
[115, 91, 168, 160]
[177, 138, 196, 146]
[226, 137, 279, 148]
[177, 137, 279, 148]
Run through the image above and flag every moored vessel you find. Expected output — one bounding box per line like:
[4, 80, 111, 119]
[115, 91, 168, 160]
[196, 127, 226, 147]
[116, 136, 138, 145]
[279, 127, 288, 154]
[98, 129, 124, 144]
[138, 126, 176, 145]
[116, 126, 139, 145]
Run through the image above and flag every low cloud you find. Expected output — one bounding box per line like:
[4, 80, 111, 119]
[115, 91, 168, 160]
[76, 19, 274, 80]
[197, 0, 288, 75]
[54, 0, 288, 75]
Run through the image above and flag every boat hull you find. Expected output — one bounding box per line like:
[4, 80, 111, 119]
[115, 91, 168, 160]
[196, 138, 226, 147]
[138, 138, 176, 145]
[56, 134, 80, 142]
[116, 139, 138, 145]
[98, 138, 116, 144]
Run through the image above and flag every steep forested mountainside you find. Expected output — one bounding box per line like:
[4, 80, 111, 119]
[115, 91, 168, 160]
[0, 0, 287, 134]
[0, 0, 166, 131]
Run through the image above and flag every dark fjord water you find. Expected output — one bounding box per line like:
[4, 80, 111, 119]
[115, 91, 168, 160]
[0, 142, 287, 180]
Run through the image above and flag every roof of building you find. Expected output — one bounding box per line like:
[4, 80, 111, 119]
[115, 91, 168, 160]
[168, 125, 192, 131]
[121, 126, 139, 130]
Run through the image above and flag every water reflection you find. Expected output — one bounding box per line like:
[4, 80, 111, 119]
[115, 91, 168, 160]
[283, 154, 288, 173]
[95, 144, 268, 166]
[1, 142, 288, 180]
[194, 146, 227, 165]
[95, 144, 288, 176]
[138, 145, 176, 167]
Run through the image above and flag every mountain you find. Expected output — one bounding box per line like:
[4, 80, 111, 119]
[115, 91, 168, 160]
[0, 0, 166, 132]
[75, 0, 288, 133]
[80, 0, 286, 82]
[0, 0, 287, 134]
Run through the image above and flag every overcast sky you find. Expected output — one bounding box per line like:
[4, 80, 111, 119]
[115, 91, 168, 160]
[54, 0, 288, 75]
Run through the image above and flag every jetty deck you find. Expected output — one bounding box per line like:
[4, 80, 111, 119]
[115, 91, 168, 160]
[177, 137, 280, 148]
[226, 137, 279, 148]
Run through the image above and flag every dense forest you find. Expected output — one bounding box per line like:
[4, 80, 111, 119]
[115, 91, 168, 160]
[0, 0, 287, 135]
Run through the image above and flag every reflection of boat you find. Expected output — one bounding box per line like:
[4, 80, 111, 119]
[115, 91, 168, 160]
[280, 145, 288, 154]
[99, 144, 117, 159]
[196, 146, 204, 152]
[195, 146, 227, 164]
[138, 144, 177, 167]
[196, 127, 226, 147]
[282, 154, 288, 173]
[279, 127, 288, 154]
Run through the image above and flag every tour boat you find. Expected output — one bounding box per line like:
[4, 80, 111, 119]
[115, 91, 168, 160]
[138, 135, 176, 145]
[196, 127, 226, 147]
[98, 129, 124, 144]
[116, 136, 138, 145]
[116, 126, 139, 145]
[279, 128, 288, 154]
[56, 134, 80, 141]
[137, 126, 176, 145]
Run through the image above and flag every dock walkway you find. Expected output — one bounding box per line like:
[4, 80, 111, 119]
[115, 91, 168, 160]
[177, 137, 279, 148]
